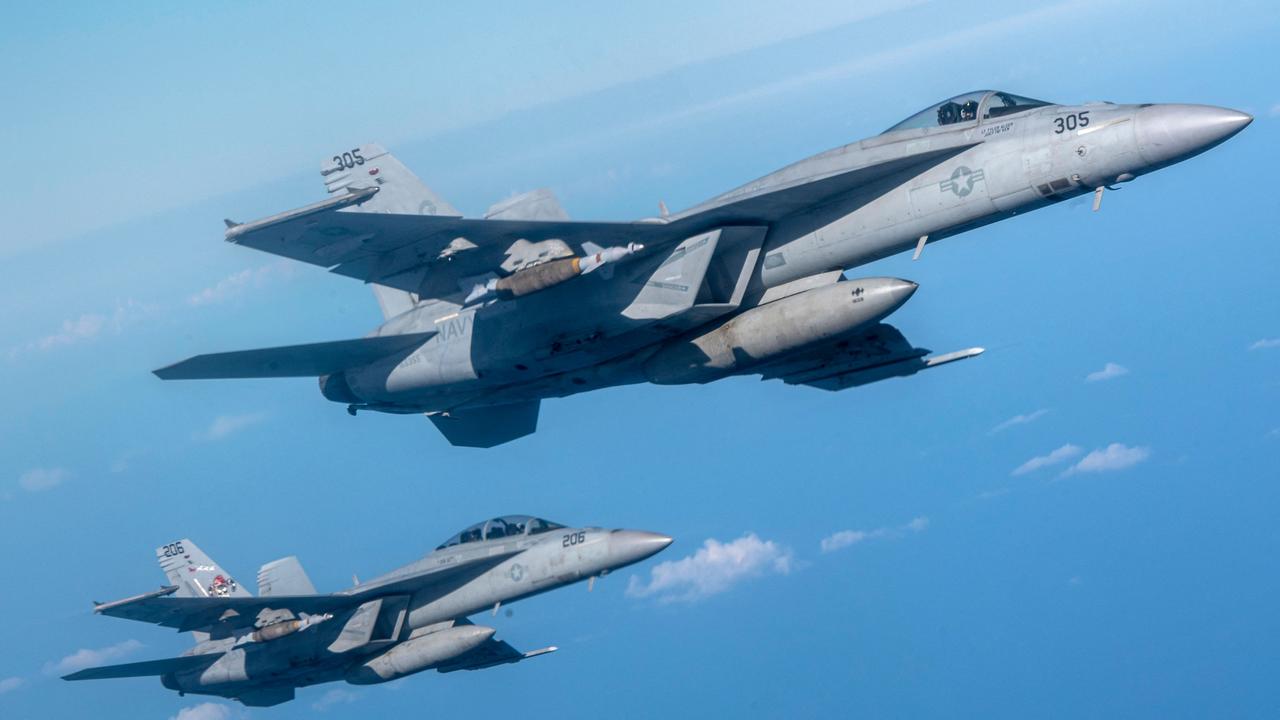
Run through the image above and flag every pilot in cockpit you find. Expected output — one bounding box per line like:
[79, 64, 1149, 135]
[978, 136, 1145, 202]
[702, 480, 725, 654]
[938, 99, 980, 125]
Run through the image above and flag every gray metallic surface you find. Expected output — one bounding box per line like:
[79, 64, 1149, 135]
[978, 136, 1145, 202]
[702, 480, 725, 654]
[156, 93, 1250, 445]
[65, 519, 673, 706]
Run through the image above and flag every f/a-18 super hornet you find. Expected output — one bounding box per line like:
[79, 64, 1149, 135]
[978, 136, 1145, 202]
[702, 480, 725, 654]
[62, 517, 671, 706]
[156, 91, 1251, 446]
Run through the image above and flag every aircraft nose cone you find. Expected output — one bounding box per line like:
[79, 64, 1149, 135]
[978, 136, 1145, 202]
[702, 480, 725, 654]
[1136, 104, 1252, 167]
[609, 530, 674, 568]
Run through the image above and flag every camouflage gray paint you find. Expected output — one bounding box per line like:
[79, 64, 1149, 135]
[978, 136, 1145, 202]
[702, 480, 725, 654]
[156, 92, 1251, 446]
[63, 517, 671, 706]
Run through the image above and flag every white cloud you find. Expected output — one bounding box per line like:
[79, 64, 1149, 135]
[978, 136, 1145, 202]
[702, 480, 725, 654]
[1085, 362, 1129, 383]
[10, 300, 149, 358]
[1268, 428, 1280, 439]
[820, 516, 929, 553]
[171, 703, 232, 720]
[990, 409, 1049, 434]
[1269, 103, 1280, 118]
[1249, 338, 1280, 350]
[0, 677, 26, 694]
[1012, 444, 1082, 476]
[18, 467, 69, 493]
[626, 533, 792, 603]
[312, 688, 360, 711]
[188, 262, 292, 306]
[197, 412, 268, 441]
[45, 639, 143, 675]
[1062, 443, 1151, 477]
[820, 529, 871, 551]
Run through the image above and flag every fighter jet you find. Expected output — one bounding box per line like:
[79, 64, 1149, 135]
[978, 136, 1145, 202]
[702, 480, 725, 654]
[156, 91, 1251, 446]
[62, 516, 671, 706]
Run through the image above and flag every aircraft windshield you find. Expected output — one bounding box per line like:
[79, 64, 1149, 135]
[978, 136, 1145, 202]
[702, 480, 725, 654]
[435, 515, 566, 550]
[884, 91, 1052, 133]
[982, 91, 1051, 120]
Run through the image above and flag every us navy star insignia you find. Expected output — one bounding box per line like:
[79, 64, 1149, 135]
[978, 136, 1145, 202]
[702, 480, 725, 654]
[940, 166, 986, 197]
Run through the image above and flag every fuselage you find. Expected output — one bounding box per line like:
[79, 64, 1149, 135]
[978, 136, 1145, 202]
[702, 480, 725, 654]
[164, 520, 670, 699]
[320, 93, 1250, 414]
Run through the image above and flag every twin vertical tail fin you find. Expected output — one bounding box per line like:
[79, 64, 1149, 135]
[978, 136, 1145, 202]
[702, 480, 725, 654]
[321, 143, 458, 217]
[157, 539, 252, 599]
[257, 556, 317, 596]
[65, 541, 256, 680]
[321, 143, 459, 319]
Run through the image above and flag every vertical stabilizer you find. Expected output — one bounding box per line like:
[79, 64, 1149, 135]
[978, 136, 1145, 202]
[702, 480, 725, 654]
[156, 539, 252, 599]
[257, 556, 317, 596]
[320, 143, 458, 318]
[370, 285, 417, 319]
[321, 143, 458, 216]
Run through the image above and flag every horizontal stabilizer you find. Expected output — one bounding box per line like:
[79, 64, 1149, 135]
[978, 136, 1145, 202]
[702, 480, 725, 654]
[154, 332, 435, 379]
[63, 653, 219, 681]
[428, 401, 540, 448]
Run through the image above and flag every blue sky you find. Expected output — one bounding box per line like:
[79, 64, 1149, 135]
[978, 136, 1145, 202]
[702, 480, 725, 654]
[2, 1, 1279, 718]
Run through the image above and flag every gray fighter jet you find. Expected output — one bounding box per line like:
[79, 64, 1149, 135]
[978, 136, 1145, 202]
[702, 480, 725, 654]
[63, 517, 671, 706]
[157, 91, 1251, 446]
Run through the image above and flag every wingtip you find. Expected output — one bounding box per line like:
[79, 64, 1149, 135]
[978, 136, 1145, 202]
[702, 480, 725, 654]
[153, 360, 193, 380]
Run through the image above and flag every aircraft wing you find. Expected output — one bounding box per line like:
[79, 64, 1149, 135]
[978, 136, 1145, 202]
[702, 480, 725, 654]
[224, 144, 971, 298]
[757, 322, 984, 390]
[93, 589, 357, 633]
[95, 551, 519, 633]
[225, 193, 675, 296]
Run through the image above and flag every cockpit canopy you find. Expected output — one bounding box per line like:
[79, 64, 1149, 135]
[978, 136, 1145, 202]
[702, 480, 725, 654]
[435, 515, 566, 550]
[884, 91, 1053, 133]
